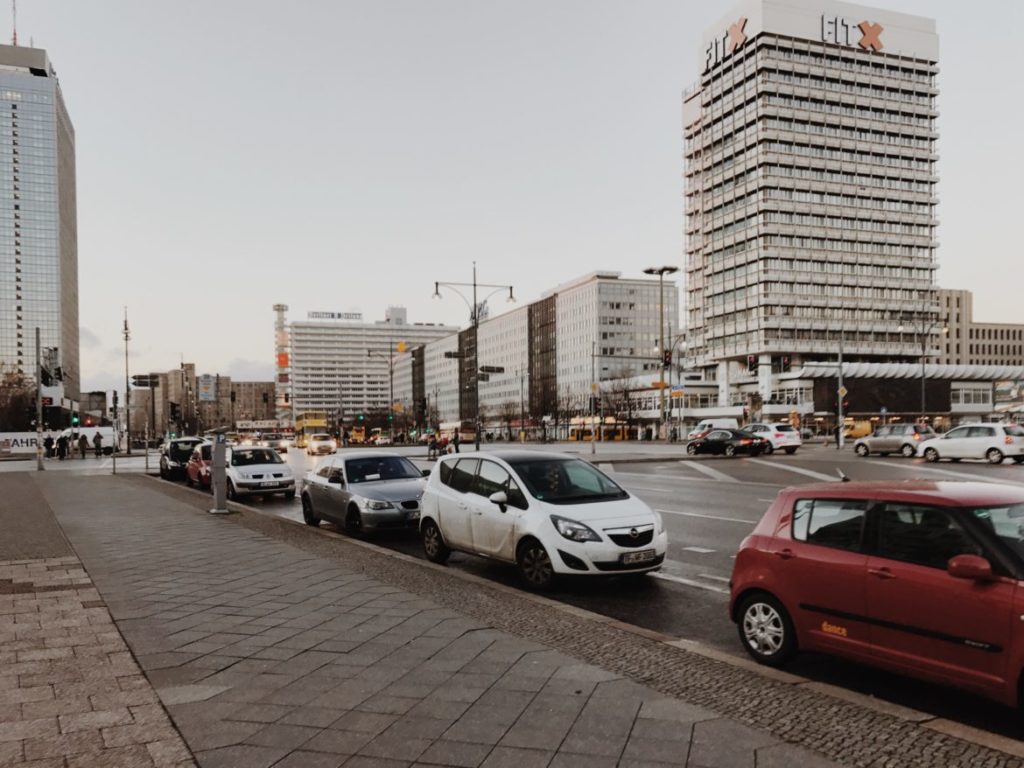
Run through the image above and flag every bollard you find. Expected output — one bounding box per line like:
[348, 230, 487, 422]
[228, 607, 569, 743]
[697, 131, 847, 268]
[209, 432, 229, 514]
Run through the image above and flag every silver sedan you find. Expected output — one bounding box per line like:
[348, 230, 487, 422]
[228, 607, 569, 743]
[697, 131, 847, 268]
[300, 451, 427, 534]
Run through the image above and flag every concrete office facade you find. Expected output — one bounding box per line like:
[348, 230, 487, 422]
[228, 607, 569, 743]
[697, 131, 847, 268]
[937, 289, 1024, 368]
[684, 0, 939, 402]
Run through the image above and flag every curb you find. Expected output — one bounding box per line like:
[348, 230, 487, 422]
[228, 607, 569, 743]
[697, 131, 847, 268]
[140, 475, 1002, 758]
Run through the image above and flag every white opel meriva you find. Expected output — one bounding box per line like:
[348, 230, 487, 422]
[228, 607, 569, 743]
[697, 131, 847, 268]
[419, 450, 668, 590]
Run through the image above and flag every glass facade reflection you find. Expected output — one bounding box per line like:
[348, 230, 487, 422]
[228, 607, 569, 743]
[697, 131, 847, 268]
[0, 45, 78, 397]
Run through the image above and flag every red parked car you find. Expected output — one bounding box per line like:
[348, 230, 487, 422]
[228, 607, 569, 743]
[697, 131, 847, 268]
[185, 442, 213, 489]
[730, 480, 1024, 706]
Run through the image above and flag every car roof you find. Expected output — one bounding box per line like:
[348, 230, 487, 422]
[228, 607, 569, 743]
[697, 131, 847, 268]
[440, 450, 583, 463]
[339, 451, 409, 460]
[784, 480, 1024, 507]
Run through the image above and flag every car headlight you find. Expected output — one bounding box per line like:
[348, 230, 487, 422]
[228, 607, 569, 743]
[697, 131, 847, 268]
[364, 499, 394, 510]
[654, 512, 664, 534]
[551, 515, 601, 543]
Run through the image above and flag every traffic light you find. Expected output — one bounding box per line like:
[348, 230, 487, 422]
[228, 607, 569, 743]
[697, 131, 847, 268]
[71, 415, 79, 426]
[662, 349, 672, 368]
[85, 417, 92, 426]
[358, 413, 364, 421]
[230, 390, 236, 403]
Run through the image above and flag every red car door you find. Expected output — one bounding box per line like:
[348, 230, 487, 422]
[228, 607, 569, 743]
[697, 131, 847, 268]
[864, 502, 1014, 700]
[770, 496, 873, 658]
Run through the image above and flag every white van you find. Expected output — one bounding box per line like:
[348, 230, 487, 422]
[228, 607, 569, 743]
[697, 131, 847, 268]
[59, 427, 119, 454]
[687, 419, 740, 440]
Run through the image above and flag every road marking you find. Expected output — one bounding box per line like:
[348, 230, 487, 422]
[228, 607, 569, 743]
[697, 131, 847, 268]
[613, 470, 785, 490]
[650, 571, 729, 595]
[700, 573, 731, 583]
[746, 459, 837, 482]
[756, 498, 775, 502]
[680, 461, 737, 483]
[899, 464, 1024, 486]
[656, 508, 755, 525]
[628, 485, 677, 494]
[682, 546, 715, 554]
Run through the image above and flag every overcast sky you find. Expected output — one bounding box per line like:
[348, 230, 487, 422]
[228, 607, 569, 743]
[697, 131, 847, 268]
[16, 0, 1022, 392]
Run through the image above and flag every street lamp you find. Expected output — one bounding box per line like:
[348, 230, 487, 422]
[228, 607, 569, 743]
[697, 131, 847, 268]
[897, 312, 949, 422]
[367, 339, 406, 436]
[433, 262, 515, 451]
[643, 265, 678, 441]
[123, 307, 131, 455]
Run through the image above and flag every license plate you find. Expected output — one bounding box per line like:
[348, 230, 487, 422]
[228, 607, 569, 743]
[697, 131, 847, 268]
[260, 481, 279, 488]
[621, 549, 656, 565]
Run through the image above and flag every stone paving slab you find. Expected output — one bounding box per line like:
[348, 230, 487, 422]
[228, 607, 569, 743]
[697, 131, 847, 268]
[12, 471, 1023, 767]
[0, 555, 195, 766]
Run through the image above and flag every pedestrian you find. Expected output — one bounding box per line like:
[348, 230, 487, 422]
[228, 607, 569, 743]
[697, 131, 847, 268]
[43, 434, 54, 459]
[92, 431, 103, 458]
[834, 426, 840, 447]
[452, 431, 461, 454]
[427, 434, 438, 460]
[341, 429, 349, 449]
[77, 433, 88, 460]
[56, 434, 67, 461]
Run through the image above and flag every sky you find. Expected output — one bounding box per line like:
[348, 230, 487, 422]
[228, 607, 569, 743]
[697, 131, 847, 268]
[14, 0, 1023, 393]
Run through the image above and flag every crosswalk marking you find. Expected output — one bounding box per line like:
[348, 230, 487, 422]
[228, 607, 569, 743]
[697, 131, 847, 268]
[891, 463, 1024, 487]
[682, 546, 715, 554]
[699, 573, 731, 583]
[746, 459, 837, 482]
[649, 571, 730, 595]
[680, 460, 736, 483]
[657, 508, 755, 525]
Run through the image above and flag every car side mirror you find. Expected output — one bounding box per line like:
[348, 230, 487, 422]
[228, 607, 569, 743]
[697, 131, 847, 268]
[489, 491, 508, 511]
[947, 554, 994, 581]
[422, 468, 432, 477]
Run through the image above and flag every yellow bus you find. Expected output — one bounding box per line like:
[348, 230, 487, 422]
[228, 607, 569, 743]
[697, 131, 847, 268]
[294, 411, 329, 448]
[349, 425, 367, 444]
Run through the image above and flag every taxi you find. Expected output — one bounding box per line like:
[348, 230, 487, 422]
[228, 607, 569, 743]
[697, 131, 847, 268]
[730, 480, 1024, 706]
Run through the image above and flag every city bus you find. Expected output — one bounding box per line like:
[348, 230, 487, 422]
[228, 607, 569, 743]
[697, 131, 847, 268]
[349, 425, 367, 444]
[294, 411, 329, 448]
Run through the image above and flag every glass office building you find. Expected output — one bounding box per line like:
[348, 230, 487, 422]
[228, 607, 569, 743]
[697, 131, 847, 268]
[0, 44, 78, 398]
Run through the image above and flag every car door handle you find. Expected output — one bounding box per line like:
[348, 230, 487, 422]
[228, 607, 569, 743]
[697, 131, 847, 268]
[868, 567, 896, 580]
[457, 502, 468, 510]
[774, 548, 796, 560]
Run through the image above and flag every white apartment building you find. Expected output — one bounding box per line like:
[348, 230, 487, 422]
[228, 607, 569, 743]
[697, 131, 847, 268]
[477, 305, 529, 421]
[684, 0, 939, 402]
[285, 306, 457, 420]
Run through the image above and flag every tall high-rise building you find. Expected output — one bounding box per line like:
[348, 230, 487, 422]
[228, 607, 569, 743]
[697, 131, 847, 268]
[684, 0, 938, 392]
[0, 45, 78, 397]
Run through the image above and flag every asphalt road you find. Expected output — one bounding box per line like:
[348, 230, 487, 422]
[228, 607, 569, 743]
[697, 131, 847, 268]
[19, 441, 1024, 740]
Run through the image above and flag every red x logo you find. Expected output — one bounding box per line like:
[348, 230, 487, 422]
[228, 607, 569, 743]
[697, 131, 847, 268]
[727, 17, 747, 53]
[858, 21, 883, 51]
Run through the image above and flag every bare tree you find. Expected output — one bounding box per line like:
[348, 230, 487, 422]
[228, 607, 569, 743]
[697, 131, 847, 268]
[499, 400, 518, 440]
[554, 384, 583, 441]
[0, 365, 35, 431]
[602, 366, 639, 439]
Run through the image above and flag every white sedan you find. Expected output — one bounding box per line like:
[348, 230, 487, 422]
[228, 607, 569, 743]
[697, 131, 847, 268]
[918, 423, 1024, 464]
[419, 450, 668, 590]
[742, 422, 802, 455]
[306, 433, 337, 455]
[225, 446, 296, 500]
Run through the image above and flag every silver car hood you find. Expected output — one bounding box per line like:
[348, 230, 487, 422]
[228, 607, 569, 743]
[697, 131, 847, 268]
[352, 478, 425, 502]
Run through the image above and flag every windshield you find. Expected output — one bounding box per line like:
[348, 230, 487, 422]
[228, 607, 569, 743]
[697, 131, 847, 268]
[971, 504, 1024, 561]
[508, 458, 628, 505]
[311, 434, 332, 441]
[345, 456, 422, 483]
[263, 433, 282, 441]
[231, 449, 283, 466]
[200, 445, 212, 461]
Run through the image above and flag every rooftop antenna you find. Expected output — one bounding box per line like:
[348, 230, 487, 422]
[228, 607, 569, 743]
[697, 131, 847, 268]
[11, 0, 16, 46]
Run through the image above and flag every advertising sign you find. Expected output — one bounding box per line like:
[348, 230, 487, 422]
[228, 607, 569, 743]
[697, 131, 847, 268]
[0, 433, 40, 455]
[197, 374, 217, 402]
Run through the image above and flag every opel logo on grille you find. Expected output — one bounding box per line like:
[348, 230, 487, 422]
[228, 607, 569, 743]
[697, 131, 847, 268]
[629, 528, 639, 539]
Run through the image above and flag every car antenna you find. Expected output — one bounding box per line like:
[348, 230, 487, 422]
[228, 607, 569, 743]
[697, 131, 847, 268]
[836, 469, 851, 483]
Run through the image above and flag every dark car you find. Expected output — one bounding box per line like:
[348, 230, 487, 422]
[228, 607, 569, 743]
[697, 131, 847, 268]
[730, 480, 1024, 706]
[159, 437, 203, 480]
[686, 428, 767, 457]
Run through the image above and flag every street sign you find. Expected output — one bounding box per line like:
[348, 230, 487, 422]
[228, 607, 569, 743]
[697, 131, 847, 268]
[443, 351, 465, 359]
[131, 374, 160, 388]
[650, 381, 669, 389]
[670, 388, 685, 396]
[838, 386, 848, 398]
[479, 365, 505, 374]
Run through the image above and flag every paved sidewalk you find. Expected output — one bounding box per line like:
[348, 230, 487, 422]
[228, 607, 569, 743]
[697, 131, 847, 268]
[18, 472, 840, 768]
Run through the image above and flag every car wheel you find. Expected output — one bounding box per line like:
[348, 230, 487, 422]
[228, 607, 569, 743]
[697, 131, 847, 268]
[686, 443, 697, 456]
[345, 504, 363, 536]
[987, 448, 1005, 465]
[226, 481, 238, 501]
[724, 445, 736, 457]
[1014, 457, 1024, 465]
[301, 494, 319, 526]
[783, 447, 797, 455]
[763, 442, 774, 455]
[421, 519, 450, 564]
[737, 592, 796, 667]
[854, 444, 869, 457]
[900, 444, 916, 458]
[159, 465, 168, 480]
[517, 538, 555, 591]
[924, 447, 940, 463]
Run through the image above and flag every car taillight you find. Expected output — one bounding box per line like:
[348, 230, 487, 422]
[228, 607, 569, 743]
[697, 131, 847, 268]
[741, 439, 752, 445]
[913, 433, 920, 440]
[1006, 436, 1014, 445]
[774, 433, 784, 439]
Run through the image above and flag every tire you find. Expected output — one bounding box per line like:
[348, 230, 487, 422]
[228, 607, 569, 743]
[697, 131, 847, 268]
[763, 442, 774, 456]
[301, 494, 319, 527]
[421, 519, 450, 564]
[901, 444, 916, 458]
[686, 443, 698, 456]
[736, 592, 796, 667]
[159, 465, 168, 480]
[724, 445, 736, 457]
[987, 448, 1005, 465]
[854, 444, 868, 457]
[1014, 457, 1024, 465]
[517, 538, 555, 591]
[783, 447, 797, 455]
[345, 504, 363, 536]
[226, 481, 237, 501]
[924, 447, 940, 463]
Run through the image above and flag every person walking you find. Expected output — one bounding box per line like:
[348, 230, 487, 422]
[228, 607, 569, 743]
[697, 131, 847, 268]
[452, 430, 461, 454]
[56, 434, 67, 461]
[77, 433, 88, 460]
[43, 434, 54, 459]
[92, 431, 103, 458]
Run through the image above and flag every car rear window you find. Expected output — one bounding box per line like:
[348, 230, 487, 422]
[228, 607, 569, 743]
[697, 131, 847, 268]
[1003, 426, 1024, 437]
[792, 499, 868, 552]
[774, 425, 796, 432]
